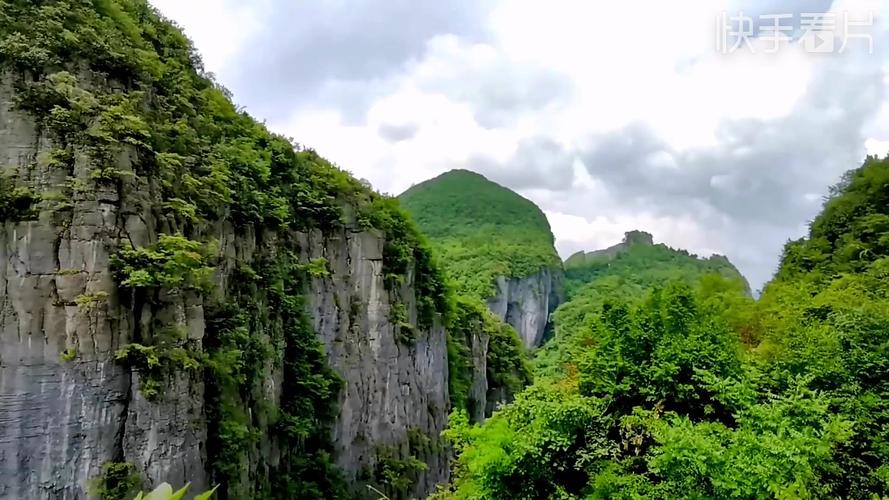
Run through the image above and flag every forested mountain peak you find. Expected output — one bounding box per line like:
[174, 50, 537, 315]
[565, 230, 654, 267]
[774, 155, 889, 286]
[399, 168, 560, 298]
[562, 230, 749, 299]
[400, 169, 554, 244]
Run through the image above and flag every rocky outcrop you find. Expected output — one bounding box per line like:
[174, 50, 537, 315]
[565, 230, 654, 267]
[486, 267, 561, 350]
[0, 75, 447, 498]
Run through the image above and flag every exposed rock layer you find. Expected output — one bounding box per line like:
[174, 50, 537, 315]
[486, 267, 561, 350]
[0, 76, 447, 499]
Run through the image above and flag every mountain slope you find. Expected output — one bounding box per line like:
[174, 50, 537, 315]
[401, 169, 560, 421]
[400, 169, 560, 299]
[538, 230, 750, 376]
[563, 230, 749, 300]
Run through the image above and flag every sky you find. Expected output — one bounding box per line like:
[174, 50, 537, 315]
[149, 0, 889, 291]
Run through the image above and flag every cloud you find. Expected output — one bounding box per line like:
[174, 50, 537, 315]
[410, 36, 574, 128]
[467, 137, 576, 190]
[562, 54, 884, 287]
[378, 122, 420, 143]
[578, 58, 883, 225]
[221, 0, 495, 123]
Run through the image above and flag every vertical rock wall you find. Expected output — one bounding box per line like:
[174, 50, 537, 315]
[486, 268, 561, 350]
[0, 75, 448, 499]
[299, 228, 449, 497]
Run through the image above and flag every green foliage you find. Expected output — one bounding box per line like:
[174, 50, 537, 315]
[60, 346, 77, 362]
[0, 173, 40, 222]
[574, 284, 742, 420]
[95, 461, 141, 500]
[203, 250, 345, 499]
[361, 196, 451, 329]
[443, 157, 889, 499]
[447, 296, 532, 418]
[301, 257, 330, 279]
[446, 298, 478, 414]
[563, 234, 748, 301]
[486, 321, 533, 399]
[132, 482, 218, 500]
[115, 342, 201, 400]
[399, 169, 560, 298]
[777, 155, 889, 284]
[444, 280, 855, 498]
[367, 446, 429, 499]
[537, 235, 751, 378]
[645, 387, 853, 499]
[112, 235, 214, 292]
[75, 291, 109, 310]
[441, 384, 612, 499]
[389, 301, 418, 345]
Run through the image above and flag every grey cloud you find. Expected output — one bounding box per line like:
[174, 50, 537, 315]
[378, 122, 420, 143]
[227, 0, 495, 123]
[419, 61, 573, 129]
[578, 61, 883, 228]
[564, 58, 884, 287]
[467, 137, 576, 190]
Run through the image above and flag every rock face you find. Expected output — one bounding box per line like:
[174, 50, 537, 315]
[486, 268, 561, 349]
[300, 228, 450, 497]
[467, 328, 490, 424]
[0, 77, 447, 498]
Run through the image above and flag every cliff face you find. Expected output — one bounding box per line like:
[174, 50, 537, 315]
[0, 74, 196, 497]
[486, 267, 561, 350]
[300, 228, 449, 497]
[0, 70, 447, 499]
[466, 326, 490, 423]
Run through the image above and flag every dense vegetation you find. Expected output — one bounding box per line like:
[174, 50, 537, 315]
[447, 297, 533, 419]
[563, 230, 748, 300]
[438, 157, 889, 499]
[537, 233, 750, 377]
[401, 170, 553, 418]
[400, 169, 560, 298]
[0, 1, 449, 498]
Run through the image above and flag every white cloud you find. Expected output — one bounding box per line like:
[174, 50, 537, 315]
[865, 137, 889, 156]
[149, 0, 262, 79]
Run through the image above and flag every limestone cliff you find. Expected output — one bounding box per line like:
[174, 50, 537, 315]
[486, 267, 562, 350]
[0, 3, 451, 498]
[0, 76, 449, 499]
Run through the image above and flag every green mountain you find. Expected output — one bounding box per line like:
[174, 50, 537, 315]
[774, 154, 889, 284]
[563, 230, 749, 299]
[399, 169, 560, 298]
[538, 230, 750, 376]
[442, 156, 889, 498]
